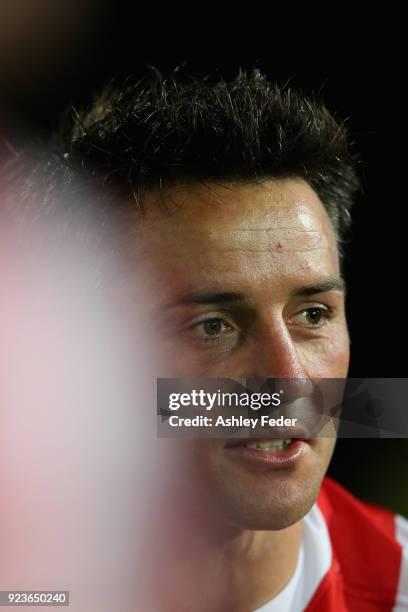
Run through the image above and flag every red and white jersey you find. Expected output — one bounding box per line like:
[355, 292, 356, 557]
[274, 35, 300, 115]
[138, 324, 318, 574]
[256, 477, 408, 611]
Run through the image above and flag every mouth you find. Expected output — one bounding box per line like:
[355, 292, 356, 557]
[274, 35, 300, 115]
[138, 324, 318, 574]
[224, 437, 309, 469]
[227, 438, 294, 451]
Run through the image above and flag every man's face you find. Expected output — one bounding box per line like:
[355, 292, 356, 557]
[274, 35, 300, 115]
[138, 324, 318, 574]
[131, 178, 349, 530]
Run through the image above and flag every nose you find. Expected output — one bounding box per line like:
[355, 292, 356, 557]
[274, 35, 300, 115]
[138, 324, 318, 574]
[252, 317, 314, 401]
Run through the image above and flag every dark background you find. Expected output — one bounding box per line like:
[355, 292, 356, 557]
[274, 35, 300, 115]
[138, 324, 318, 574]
[1, 3, 406, 514]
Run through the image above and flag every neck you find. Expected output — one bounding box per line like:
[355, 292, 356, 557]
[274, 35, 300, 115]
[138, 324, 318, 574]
[142, 499, 303, 612]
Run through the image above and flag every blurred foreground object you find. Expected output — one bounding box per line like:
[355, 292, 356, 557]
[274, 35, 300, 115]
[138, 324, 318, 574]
[0, 152, 163, 611]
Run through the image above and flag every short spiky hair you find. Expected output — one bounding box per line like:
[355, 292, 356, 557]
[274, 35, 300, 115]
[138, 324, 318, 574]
[63, 69, 360, 241]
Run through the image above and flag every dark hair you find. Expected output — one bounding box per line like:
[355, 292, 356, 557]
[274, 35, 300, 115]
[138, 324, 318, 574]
[62, 69, 360, 242]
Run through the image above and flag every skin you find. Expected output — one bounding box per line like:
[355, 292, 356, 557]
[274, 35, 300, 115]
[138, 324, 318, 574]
[125, 178, 350, 611]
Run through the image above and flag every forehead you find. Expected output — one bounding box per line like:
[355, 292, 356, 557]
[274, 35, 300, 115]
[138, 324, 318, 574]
[132, 179, 340, 293]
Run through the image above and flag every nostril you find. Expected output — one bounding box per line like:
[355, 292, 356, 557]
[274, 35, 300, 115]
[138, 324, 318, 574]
[276, 377, 315, 402]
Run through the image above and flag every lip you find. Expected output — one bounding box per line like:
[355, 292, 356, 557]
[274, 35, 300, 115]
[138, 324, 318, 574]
[225, 425, 311, 444]
[224, 439, 308, 469]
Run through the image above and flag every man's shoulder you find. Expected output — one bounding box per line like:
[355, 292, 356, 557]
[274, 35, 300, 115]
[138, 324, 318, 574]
[312, 477, 408, 610]
[319, 476, 402, 542]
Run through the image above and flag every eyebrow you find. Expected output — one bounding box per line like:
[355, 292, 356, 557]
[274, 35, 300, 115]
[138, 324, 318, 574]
[167, 277, 346, 308]
[179, 292, 246, 305]
[292, 277, 346, 297]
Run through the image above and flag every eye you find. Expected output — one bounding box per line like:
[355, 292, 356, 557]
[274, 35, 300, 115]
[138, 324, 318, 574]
[289, 306, 330, 328]
[191, 316, 234, 340]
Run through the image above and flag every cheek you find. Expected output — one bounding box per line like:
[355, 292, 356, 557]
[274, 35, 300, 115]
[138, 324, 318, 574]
[157, 335, 351, 379]
[154, 345, 213, 378]
[300, 328, 350, 378]
[158, 349, 232, 378]
[315, 437, 337, 472]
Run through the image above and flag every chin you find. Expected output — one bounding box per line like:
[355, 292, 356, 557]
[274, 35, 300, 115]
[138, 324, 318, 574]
[224, 475, 323, 530]
[190, 437, 334, 531]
